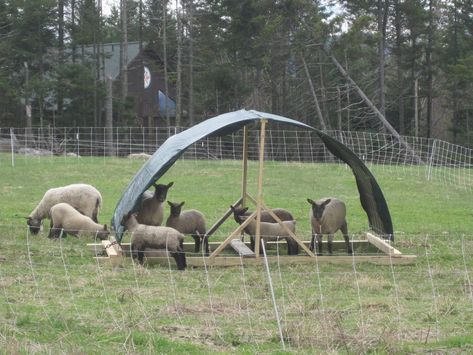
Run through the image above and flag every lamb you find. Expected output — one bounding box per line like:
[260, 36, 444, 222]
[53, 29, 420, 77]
[166, 201, 207, 254]
[27, 183, 102, 234]
[48, 203, 109, 240]
[231, 206, 299, 255]
[232, 207, 294, 224]
[136, 181, 173, 226]
[307, 197, 352, 255]
[121, 212, 186, 270]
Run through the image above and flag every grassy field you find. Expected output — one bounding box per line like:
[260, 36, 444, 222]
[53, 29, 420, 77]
[1, 154, 473, 354]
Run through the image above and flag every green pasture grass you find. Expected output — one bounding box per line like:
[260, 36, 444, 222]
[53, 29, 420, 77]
[0, 153, 473, 353]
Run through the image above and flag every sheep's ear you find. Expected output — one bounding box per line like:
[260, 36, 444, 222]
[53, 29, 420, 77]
[241, 207, 249, 214]
[230, 205, 235, 211]
[167, 201, 173, 207]
[322, 199, 331, 207]
[180, 201, 185, 207]
[103, 224, 108, 231]
[307, 198, 314, 205]
[167, 182, 174, 188]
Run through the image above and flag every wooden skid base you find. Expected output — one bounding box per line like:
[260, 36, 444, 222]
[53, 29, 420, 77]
[94, 254, 416, 267]
[89, 233, 417, 267]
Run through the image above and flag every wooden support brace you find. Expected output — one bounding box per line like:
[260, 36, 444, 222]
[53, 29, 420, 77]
[366, 232, 402, 256]
[209, 210, 257, 258]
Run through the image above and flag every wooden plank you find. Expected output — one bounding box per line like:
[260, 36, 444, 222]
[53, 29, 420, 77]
[88, 239, 375, 255]
[93, 254, 417, 267]
[230, 239, 256, 258]
[254, 119, 267, 258]
[241, 126, 248, 207]
[141, 254, 417, 267]
[367, 232, 402, 256]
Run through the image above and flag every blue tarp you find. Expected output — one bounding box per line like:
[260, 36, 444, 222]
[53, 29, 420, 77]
[112, 109, 393, 241]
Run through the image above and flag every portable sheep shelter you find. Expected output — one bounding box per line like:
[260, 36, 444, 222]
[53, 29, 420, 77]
[91, 109, 415, 266]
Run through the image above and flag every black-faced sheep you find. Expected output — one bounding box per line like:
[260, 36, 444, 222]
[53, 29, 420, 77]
[165, 201, 207, 254]
[27, 183, 102, 234]
[122, 212, 186, 270]
[136, 181, 173, 226]
[48, 202, 109, 240]
[231, 206, 299, 255]
[307, 197, 352, 255]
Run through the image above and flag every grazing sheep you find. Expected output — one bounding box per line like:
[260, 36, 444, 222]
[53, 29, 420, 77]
[136, 181, 173, 226]
[166, 201, 207, 254]
[48, 203, 109, 240]
[231, 206, 299, 255]
[307, 197, 352, 255]
[122, 212, 186, 270]
[232, 207, 294, 224]
[27, 183, 102, 234]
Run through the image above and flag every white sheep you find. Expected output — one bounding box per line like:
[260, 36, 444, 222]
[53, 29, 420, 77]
[136, 181, 173, 226]
[165, 201, 207, 254]
[48, 203, 109, 240]
[27, 183, 102, 234]
[122, 212, 186, 270]
[307, 197, 352, 255]
[231, 206, 299, 255]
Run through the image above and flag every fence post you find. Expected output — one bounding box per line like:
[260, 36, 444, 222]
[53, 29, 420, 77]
[427, 139, 437, 181]
[10, 128, 15, 167]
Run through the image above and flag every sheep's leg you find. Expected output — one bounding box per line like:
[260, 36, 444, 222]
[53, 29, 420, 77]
[250, 236, 255, 252]
[137, 250, 145, 265]
[316, 234, 323, 255]
[286, 237, 299, 255]
[203, 235, 210, 256]
[48, 220, 57, 239]
[172, 251, 186, 270]
[341, 222, 352, 254]
[327, 234, 334, 255]
[191, 234, 201, 253]
[310, 231, 316, 252]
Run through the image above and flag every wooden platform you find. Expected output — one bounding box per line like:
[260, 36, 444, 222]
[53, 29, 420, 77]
[88, 233, 417, 267]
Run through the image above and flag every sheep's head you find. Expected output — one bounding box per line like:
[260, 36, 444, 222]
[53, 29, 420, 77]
[26, 217, 41, 234]
[168, 201, 185, 217]
[121, 212, 136, 228]
[95, 224, 110, 240]
[307, 198, 331, 221]
[153, 181, 174, 202]
[230, 205, 248, 224]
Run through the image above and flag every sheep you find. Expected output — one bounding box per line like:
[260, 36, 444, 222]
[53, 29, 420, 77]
[165, 201, 207, 254]
[231, 206, 294, 225]
[48, 202, 109, 240]
[307, 197, 352, 255]
[27, 183, 102, 234]
[121, 212, 186, 270]
[136, 181, 173, 226]
[231, 206, 299, 255]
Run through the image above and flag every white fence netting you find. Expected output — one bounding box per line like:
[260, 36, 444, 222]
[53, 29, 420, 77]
[1, 126, 472, 191]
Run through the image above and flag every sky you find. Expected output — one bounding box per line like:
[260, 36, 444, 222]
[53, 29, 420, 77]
[103, 0, 117, 16]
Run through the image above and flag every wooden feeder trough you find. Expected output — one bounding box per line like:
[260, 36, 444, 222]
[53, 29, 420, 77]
[93, 113, 416, 267]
